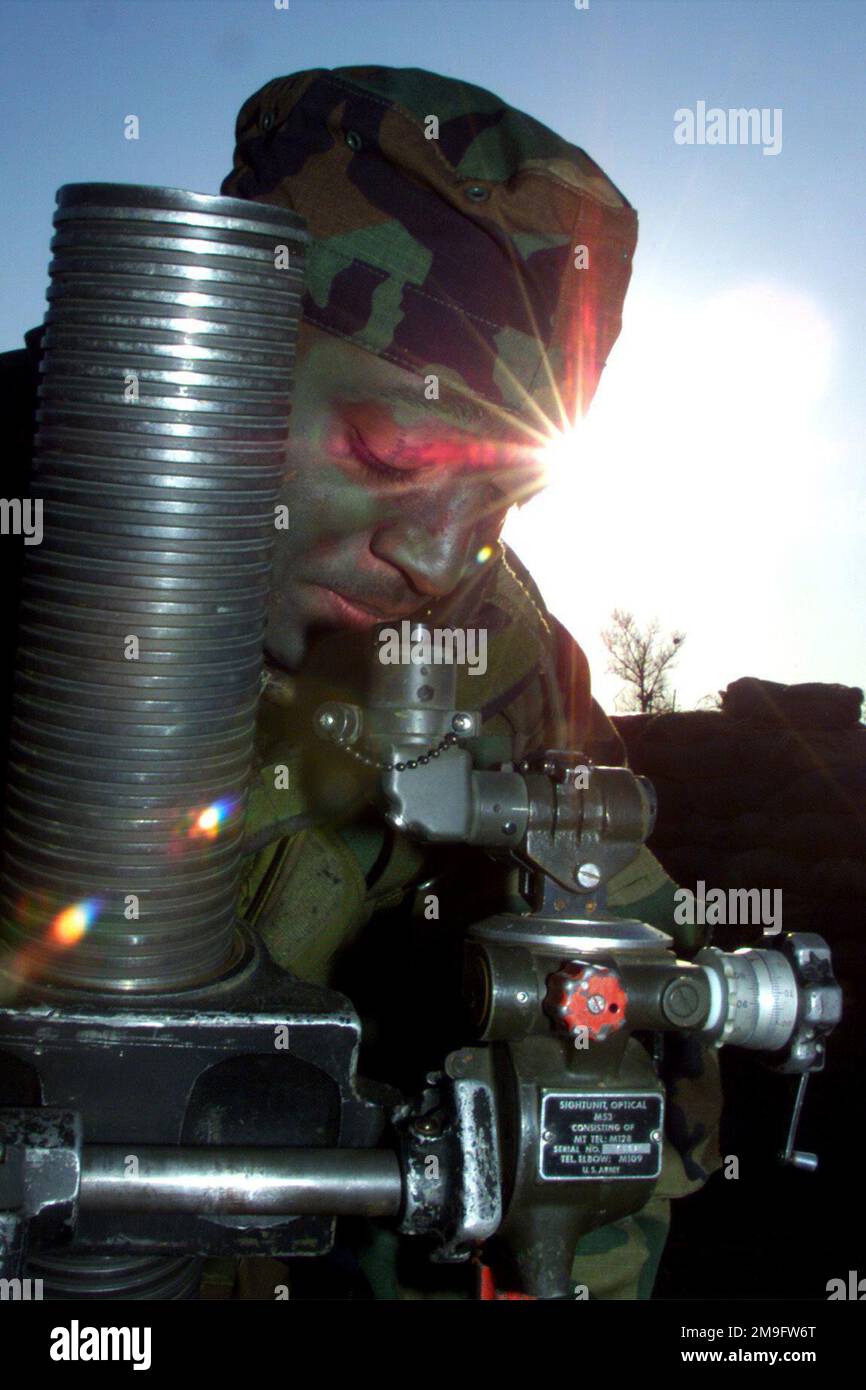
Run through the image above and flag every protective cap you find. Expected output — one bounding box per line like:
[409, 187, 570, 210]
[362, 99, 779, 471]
[221, 66, 638, 431]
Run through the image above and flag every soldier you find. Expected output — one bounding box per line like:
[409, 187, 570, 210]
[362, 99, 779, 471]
[218, 65, 722, 1300]
[0, 64, 721, 1300]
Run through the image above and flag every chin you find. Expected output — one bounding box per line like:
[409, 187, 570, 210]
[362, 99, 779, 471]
[263, 617, 307, 673]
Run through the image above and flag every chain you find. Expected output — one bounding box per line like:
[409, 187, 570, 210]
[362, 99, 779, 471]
[335, 730, 464, 773]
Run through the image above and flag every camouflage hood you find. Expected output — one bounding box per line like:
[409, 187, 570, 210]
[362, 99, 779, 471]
[220, 65, 638, 431]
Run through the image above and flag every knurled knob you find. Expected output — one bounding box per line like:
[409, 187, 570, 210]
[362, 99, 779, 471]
[545, 963, 628, 1042]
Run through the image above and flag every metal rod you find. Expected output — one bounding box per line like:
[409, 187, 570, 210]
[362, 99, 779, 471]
[80, 1146, 403, 1217]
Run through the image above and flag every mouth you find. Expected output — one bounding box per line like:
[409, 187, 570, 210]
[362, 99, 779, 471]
[309, 584, 402, 631]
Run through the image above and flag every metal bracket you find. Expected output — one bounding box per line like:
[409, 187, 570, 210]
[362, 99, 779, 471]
[0, 1108, 81, 1275]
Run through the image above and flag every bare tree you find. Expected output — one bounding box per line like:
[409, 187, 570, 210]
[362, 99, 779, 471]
[601, 609, 685, 713]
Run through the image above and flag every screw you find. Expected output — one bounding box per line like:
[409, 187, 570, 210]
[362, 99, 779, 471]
[516, 991, 529, 1004]
[452, 712, 473, 733]
[450, 1049, 475, 1076]
[542, 1129, 555, 1143]
[413, 1115, 441, 1137]
[587, 994, 606, 1014]
[650, 1130, 662, 1144]
[575, 862, 601, 889]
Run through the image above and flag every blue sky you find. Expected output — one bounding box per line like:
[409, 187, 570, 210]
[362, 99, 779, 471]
[1, 0, 863, 710]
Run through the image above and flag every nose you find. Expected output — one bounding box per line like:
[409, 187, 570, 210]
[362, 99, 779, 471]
[368, 480, 489, 600]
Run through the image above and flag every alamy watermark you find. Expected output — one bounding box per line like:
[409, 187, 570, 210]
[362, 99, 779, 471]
[674, 881, 782, 935]
[0, 1276, 43, 1300]
[827, 1271, 866, 1299]
[377, 621, 487, 677]
[674, 101, 782, 156]
[0, 498, 42, 545]
[50, 1321, 151, 1370]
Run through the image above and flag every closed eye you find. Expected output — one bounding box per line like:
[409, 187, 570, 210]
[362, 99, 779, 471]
[348, 428, 418, 482]
[348, 426, 529, 509]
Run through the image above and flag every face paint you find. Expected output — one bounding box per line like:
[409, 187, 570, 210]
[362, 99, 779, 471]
[264, 323, 534, 670]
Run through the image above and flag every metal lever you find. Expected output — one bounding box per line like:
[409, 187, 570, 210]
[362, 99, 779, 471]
[778, 1072, 819, 1172]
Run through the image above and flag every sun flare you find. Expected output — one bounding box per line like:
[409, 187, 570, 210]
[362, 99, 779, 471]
[504, 281, 838, 708]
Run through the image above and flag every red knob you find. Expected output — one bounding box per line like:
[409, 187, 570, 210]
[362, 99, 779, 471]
[545, 963, 628, 1041]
